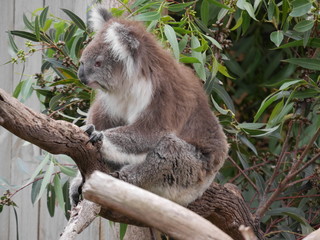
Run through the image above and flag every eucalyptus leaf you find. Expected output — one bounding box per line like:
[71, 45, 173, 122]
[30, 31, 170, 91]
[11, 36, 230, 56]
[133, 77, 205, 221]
[283, 58, 320, 71]
[270, 31, 283, 47]
[34, 160, 55, 204]
[289, 0, 312, 17]
[163, 24, 180, 60]
[61, 8, 86, 31]
[293, 20, 314, 33]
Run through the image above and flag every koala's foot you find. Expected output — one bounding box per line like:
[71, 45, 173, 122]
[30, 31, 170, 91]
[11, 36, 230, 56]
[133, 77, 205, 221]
[82, 124, 104, 144]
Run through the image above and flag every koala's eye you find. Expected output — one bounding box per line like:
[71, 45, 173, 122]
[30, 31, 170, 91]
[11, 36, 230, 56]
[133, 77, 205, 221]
[94, 61, 102, 67]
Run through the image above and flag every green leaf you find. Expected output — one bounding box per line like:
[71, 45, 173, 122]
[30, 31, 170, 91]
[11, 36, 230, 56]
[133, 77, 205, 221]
[283, 58, 320, 71]
[8, 32, 18, 54]
[163, 25, 180, 60]
[31, 178, 42, 204]
[191, 36, 206, 81]
[61, 8, 86, 31]
[120, 223, 128, 240]
[34, 160, 55, 204]
[238, 134, 258, 155]
[64, 24, 78, 42]
[218, 63, 235, 79]
[211, 96, 229, 115]
[237, 0, 257, 21]
[269, 99, 284, 122]
[270, 31, 283, 47]
[10, 31, 39, 42]
[289, 0, 312, 17]
[23, 14, 34, 31]
[167, 2, 195, 12]
[53, 174, 65, 210]
[59, 165, 77, 177]
[47, 183, 55, 217]
[293, 20, 314, 32]
[201, 0, 209, 26]
[133, 11, 160, 21]
[34, 16, 40, 40]
[275, 38, 320, 49]
[40, 6, 49, 29]
[207, 0, 231, 9]
[179, 57, 201, 63]
[279, 79, 304, 90]
[203, 35, 222, 50]
[231, 15, 243, 31]
[254, 92, 288, 122]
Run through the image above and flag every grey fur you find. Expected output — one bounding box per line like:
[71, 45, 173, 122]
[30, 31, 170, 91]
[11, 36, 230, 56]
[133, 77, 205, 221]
[70, 8, 229, 207]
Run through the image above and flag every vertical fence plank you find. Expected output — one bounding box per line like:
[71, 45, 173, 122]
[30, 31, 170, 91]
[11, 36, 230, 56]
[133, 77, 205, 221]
[0, 0, 14, 239]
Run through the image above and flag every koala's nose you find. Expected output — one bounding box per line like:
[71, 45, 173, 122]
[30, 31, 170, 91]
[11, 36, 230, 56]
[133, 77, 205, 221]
[78, 63, 87, 85]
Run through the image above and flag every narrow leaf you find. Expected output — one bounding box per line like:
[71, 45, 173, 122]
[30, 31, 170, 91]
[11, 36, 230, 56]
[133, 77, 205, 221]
[34, 16, 40, 40]
[8, 32, 18, 54]
[10, 31, 39, 42]
[133, 11, 160, 21]
[47, 184, 55, 217]
[40, 6, 49, 28]
[23, 14, 35, 31]
[201, 0, 209, 26]
[163, 25, 180, 60]
[293, 20, 314, 33]
[53, 174, 65, 210]
[34, 161, 55, 204]
[61, 8, 86, 31]
[283, 58, 320, 71]
[207, 0, 231, 9]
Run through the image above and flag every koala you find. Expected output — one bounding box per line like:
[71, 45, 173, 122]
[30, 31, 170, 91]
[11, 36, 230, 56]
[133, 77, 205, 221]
[70, 7, 229, 207]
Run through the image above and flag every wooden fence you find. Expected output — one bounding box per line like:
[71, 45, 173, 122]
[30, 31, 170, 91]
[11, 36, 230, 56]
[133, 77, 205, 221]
[0, 1, 116, 239]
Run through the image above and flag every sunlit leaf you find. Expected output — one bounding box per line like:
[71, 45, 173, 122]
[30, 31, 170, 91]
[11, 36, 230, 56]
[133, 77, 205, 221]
[163, 24, 180, 60]
[270, 31, 284, 47]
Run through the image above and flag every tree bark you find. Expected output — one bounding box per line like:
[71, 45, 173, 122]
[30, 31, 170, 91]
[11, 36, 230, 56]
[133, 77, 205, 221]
[0, 88, 264, 240]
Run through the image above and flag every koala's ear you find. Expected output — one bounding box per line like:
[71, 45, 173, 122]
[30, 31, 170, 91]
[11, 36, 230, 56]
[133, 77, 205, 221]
[105, 22, 140, 77]
[105, 22, 140, 58]
[89, 6, 112, 32]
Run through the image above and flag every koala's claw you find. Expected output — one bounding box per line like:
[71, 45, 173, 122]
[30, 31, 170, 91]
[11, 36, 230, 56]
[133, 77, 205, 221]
[83, 124, 95, 136]
[88, 131, 104, 143]
[82, 124, 104, 144]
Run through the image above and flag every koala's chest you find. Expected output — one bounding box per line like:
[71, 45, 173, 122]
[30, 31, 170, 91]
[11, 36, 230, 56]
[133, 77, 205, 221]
[101, 81, 153, 124]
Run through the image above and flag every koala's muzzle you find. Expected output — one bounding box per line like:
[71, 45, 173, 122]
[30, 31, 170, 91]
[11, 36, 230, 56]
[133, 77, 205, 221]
[78, 63, 87, 85]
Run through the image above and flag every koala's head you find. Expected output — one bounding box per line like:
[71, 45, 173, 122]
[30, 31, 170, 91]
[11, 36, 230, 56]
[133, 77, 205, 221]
[78, 7, 141, 92]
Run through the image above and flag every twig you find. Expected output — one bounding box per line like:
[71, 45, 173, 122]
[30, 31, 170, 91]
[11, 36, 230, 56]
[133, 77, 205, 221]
[228, 156, 259, 194]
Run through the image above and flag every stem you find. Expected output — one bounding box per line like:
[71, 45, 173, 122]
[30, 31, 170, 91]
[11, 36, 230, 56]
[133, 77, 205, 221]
[228, 156, 260, 193]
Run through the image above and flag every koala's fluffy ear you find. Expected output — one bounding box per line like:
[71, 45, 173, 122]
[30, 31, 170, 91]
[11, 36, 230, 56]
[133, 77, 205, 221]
[89, 6, 112, 32]
[105, 22, 140, 76]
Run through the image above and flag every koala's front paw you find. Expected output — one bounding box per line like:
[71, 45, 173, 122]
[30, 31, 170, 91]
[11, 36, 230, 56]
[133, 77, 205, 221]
[82, 124, 104, 144]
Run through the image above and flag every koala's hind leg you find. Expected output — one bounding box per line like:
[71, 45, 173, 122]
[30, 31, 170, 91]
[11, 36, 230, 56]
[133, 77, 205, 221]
[116, 134, 215, 205]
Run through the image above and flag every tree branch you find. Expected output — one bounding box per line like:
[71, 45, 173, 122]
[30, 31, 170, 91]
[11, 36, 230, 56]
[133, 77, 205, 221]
[0, 88, 264, 240]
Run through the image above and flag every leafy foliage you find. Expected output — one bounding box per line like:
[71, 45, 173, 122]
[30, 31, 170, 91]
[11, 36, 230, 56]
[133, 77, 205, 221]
[1, 0, 320, 239]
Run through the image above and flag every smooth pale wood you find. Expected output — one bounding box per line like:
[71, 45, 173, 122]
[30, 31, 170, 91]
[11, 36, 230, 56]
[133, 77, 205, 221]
[60, 200, 101, 240]
[83, 171, 234, 240]
[303, 228, 320, 240]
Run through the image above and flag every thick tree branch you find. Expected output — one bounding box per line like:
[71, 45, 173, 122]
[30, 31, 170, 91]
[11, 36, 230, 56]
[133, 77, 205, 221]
[0, 88, 264, 240]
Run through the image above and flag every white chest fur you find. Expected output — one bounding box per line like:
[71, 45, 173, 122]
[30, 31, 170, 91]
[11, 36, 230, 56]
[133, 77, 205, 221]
[100, 77, 153, 124]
